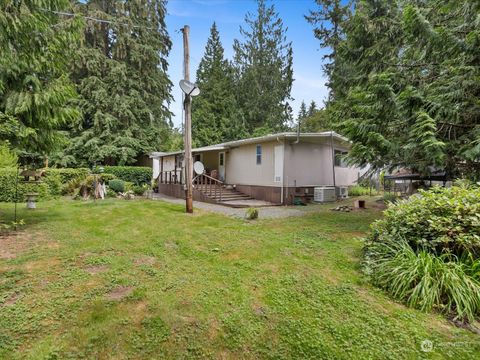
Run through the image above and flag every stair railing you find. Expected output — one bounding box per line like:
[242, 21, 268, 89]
[192, 173, 223, 202]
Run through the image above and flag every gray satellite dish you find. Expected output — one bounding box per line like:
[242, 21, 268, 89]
[179, 80, 200, 97]
[193, 161, 205, 175]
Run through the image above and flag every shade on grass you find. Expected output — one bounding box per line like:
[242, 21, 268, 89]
[0, 199, 479, 359]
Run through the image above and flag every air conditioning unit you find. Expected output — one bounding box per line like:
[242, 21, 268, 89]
[336, 186, 349, 199]
[314, 186, 336, 203]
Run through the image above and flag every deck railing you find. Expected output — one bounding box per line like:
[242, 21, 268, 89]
[193, 173, 223, 201]
[158, 170, 183, 185]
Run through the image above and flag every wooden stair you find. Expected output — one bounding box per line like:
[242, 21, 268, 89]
[193, 173, 254, 207]
[195, 184, 252, 202]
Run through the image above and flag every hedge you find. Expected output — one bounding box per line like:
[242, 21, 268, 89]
[0, 168, 52, 202]
[103, 166, 151, 185]
[44, 168, 90, 184]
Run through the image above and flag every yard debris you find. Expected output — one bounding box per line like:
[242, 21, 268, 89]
[330, 205, 353, 212]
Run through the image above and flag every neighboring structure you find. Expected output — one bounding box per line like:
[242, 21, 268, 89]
[151, 132, 363, 206]
[383, 168, 449, 195]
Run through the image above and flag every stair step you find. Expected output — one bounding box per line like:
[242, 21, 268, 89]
[195, 185, 253, 203]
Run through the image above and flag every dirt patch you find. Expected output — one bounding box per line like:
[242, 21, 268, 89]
[0, 249, 16, 260]
[84, 265, 109, 275]
[0, 231, 57, 260]
[105, 286, 134, 301]
[1, 293, 19, 308]
[134, 256, 156, 266]
[252, 304, 268, 318]
[164, 241, 178, 250]
[24, 258, 61, 273]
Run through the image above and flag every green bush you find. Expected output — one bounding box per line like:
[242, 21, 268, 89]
[108, 179, 125, 193]
[132, 185, 146, 196]
[380, 193, 399, 203]
[245, 208, 259, 220]
[348, 185, 373, 196]
[43, 172, 62, 196]
[368, 185, 480, 257]
[365, 239, 480, 322]
[44, 168, 90, 184]
[365, 184, 480, 321]
[103, 166, 151, 185]
[0, 168, 51, 202]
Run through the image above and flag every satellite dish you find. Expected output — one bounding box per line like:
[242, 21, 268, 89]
[179, 79, 200, 97]
[193, 161, 205, 175]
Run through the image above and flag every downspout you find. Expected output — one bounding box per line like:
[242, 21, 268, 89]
[331, 131, 336, 188]
[276, 135, 285, 205]
[293, 118, 301, 144]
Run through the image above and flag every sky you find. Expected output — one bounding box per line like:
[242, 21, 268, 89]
[166, 0, 329, 127]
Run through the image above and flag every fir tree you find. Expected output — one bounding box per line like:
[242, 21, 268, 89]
[325, 0, 480, 178]
[64, 0, 172, 166]
[297, 101, 308, 122]
[192, 23, 246, 147]
[307, 101, 318, 117]
[0, 0, 80, 160]
[233, 0, 293, 133]
[306, 0, 354, 101]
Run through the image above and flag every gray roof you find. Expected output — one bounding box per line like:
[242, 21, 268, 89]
[152, 131, 349, 158]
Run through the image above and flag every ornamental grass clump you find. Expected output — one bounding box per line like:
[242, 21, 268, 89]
[364, 184, 480, 322]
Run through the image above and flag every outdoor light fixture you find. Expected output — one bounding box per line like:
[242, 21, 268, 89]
[179, 79, 200, 97]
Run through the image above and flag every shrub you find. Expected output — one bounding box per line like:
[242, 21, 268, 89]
[365, 239, 480, 322]
[103, 166, 151, 185]
[109, 179, 125, 193]
[43, 172, 62, 196]
[348, 185, 374, 196]
[132, 185, 146, 196]
[0, 168, 52, 202]
[44, 168, 90, 184]
[368, 185, 480, 257]
[365, 184, 480, 321]
[99, 173, 116, 182]
[380, 193, 399, 203]
[245, 208, 259, 220]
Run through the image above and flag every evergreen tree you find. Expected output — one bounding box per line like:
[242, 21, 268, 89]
[233, 0, 293, 133]
[324, 0, 480, 178]
[297, 101, 308, 122]
[64, 0, 172, 166]
[303, 109, 329, 132]
[0, 0, 80, 161]
[192, 23, 246, 147]
[305, 0, 354, 101]
[307, 100, 318, 117]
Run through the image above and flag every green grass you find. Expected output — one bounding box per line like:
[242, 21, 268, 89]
[0, 199, 479, 359]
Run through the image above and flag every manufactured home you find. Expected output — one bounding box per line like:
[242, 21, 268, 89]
[151, 132, 363, 206]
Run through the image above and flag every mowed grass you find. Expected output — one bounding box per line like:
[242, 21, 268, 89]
[0, 199, 479, 359]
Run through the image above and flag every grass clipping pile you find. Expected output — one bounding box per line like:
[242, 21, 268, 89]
[363, 184, 480, 324]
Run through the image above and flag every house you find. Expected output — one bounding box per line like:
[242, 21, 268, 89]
[151, 132, 363, 206]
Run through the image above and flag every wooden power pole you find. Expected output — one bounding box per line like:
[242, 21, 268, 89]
[182, 25, 194, 213]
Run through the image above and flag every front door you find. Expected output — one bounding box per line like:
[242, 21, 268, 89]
[218, 152, 225, 181]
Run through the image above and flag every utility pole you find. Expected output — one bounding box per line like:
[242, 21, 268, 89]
[182, 25, 194, 213]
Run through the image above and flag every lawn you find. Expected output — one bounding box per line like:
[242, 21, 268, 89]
[0, 199, 479, 359]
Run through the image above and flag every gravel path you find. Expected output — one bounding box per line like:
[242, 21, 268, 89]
[152, 193, 317, 219]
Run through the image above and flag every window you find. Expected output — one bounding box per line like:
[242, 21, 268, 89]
[175, 155, 183, 168]
[193, 154, 202, 163]
[219, 152, 224, 166]
[334, 149, 348, 167]
[256, 145, 262, 165]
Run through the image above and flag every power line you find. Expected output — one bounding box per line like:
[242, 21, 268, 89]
[41, 8, 155, 30]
